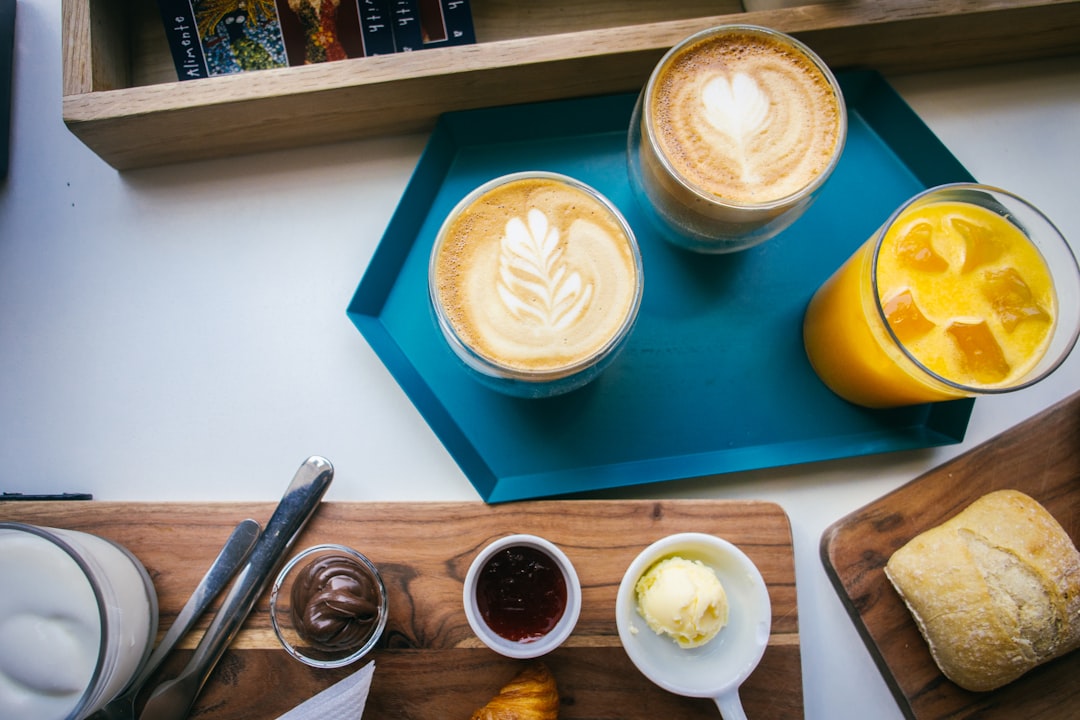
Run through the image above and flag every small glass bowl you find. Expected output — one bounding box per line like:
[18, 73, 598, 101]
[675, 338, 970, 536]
[270, 544, 388, 668]
[463, 533, 581, 659]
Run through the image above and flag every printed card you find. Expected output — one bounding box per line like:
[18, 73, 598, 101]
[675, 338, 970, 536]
[158, 0, 476, 81]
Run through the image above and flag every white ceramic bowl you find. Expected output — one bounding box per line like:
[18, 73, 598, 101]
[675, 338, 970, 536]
[463, 534, 581, 659]
[616, 533, 771, 719]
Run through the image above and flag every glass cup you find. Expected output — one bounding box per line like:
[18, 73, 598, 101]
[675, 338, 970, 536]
[803, 183, 1080, 408]
[429, 171, 643, 398]
[628, 24, 847, 253]
[0, 522, 158, 720]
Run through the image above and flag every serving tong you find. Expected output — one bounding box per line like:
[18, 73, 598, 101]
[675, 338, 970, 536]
[88, 456, 334, 720]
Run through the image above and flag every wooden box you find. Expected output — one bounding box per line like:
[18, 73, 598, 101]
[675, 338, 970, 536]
[63, 0, 1080, 170]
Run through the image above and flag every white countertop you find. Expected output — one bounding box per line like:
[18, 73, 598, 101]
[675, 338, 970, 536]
[2, 2, 1078, 717]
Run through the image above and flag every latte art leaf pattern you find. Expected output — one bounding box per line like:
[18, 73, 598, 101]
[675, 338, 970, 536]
[497, 208, 594, 330]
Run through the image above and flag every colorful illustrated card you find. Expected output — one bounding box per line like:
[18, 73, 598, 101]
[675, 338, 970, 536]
[158, 0, 475, 80]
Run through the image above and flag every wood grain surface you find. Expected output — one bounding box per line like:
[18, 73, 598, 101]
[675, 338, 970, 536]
[821, 390, 1080, 720]
[0, 499, 801, 719]
[63, 0, 1080, 169]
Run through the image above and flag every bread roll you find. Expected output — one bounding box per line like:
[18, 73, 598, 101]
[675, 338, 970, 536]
[884, 489, 1080, 692]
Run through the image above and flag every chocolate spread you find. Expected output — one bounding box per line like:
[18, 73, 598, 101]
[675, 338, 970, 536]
[290, 553, 380, 651]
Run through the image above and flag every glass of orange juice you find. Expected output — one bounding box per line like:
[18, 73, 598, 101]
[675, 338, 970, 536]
[803, 183, 1080, 408]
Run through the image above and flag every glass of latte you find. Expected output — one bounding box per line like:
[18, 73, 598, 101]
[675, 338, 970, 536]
[803, 183, 1080, 408]
[429, 171, 644, 398]
[628, 25, 847, 253]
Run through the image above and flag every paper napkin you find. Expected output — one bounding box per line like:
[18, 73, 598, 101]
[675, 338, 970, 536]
[273, 661, 375, 719]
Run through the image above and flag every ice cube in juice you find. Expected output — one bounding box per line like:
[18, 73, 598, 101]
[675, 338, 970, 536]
[804, 199, 1057, 407]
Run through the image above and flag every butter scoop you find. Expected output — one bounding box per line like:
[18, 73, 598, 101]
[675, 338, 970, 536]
[635, 555, 729, 648]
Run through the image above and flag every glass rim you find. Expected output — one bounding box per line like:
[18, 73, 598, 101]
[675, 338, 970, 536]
[427, 170, 644, 383]
[869, 182, 1080, 395]
[462, 533, 582, 659]
[641, 23, 848, 211]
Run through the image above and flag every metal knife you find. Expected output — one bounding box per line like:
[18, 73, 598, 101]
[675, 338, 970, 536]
[138, 456, 334, 720]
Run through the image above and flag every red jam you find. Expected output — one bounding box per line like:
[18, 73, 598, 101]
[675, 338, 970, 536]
[475, 544, 567, 642]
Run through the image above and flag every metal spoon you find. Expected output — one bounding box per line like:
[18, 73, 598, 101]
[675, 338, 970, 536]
[139, 456, 334, 720]
[88, 517, 262, 720]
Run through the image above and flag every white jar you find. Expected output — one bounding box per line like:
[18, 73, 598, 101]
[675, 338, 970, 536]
[0, 523, 158, 720]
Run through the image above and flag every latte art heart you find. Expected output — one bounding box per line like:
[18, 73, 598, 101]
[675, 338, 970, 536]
[699, 71, 772, 187]
[700, 72, 770, 145]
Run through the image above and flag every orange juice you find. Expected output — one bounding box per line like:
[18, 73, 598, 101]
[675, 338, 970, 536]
[804, 190, 1060, 408]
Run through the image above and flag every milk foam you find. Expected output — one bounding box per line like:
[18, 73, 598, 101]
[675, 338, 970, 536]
[650, 30, 842, 204]
[700, 72, 770, 157]
[434, 177, 639, 374]
[496, 208, 594, 332]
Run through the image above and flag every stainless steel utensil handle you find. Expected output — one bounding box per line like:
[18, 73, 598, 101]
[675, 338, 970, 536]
[144, 456, 333, 719]
[86, 518, 262, 720]
[189, 455, 332, 669]
[133, 518, 262, 688]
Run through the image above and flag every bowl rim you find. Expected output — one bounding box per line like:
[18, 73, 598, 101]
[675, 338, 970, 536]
[462, 533, 582, 659]
[615, 532, 771, 698]
[269, 543, 389, 669]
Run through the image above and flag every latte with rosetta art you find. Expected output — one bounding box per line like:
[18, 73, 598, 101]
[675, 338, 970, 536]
[432, 174, 640, 379]
[650, 28, 842, 204]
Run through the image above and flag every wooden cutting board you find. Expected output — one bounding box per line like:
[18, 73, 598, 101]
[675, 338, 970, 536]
[821, 390, 1080, 720]
[0, 499, 801, 719]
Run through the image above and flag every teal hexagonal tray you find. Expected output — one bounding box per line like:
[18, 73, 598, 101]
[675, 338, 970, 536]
[347, 71, 975, 503]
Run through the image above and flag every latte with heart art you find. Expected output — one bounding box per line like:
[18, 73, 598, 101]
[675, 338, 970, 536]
[629, 25, 846, 252]
[652, 28, 842, 203]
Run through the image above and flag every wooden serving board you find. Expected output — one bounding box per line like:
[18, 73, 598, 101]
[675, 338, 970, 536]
[821, 390, 1080, 720]
[0, 499, 801, 719]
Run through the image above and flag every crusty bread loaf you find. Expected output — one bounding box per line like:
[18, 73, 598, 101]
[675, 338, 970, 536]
[884, 489, 1080, 692]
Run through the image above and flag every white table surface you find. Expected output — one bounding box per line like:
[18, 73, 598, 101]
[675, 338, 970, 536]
[2, 2, 1078, 717]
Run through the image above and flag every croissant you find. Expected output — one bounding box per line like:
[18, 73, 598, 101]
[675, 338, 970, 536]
[470, 662, 560, 720]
